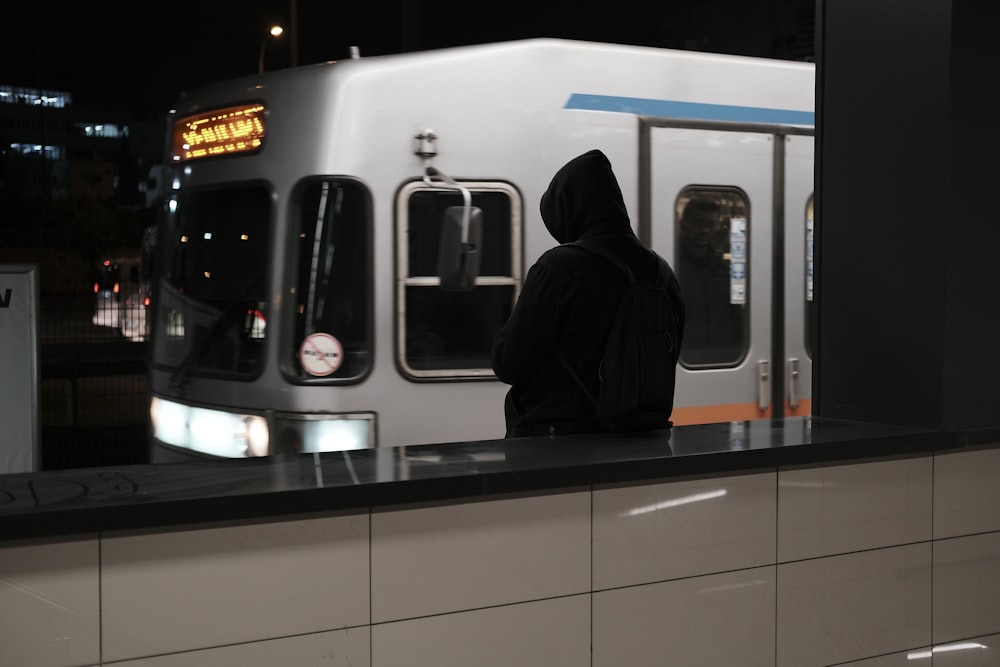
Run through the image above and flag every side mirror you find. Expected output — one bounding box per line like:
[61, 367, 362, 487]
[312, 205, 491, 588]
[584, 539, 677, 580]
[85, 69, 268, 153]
[437, 205, 483, 292]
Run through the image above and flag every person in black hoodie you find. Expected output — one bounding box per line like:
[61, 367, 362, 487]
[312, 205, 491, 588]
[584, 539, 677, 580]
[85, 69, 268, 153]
[491, 149, 685, 437]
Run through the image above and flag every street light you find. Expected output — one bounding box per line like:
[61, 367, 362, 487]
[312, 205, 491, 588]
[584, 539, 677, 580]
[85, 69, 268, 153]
[258, 25, 285, 74]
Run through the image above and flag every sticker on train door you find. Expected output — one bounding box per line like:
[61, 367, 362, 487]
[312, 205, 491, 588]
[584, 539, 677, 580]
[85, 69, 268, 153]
[299, 333, 344, 376]
[729, 217, 747, 304]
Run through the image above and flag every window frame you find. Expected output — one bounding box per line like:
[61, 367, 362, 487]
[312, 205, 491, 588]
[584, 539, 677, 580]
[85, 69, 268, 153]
[674, 185, 752, 370]
[281, 176, 375, 386]
[395, 179, 523, 380]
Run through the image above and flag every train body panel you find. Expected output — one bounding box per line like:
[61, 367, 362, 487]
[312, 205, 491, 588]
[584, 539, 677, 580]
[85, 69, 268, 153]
[148, 38, 814, 459]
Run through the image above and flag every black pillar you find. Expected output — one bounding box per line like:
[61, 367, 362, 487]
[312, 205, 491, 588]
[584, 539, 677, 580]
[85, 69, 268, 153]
[815, 0, 1000, 430]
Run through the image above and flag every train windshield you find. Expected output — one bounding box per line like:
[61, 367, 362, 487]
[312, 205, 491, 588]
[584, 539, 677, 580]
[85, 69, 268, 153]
[152, 185, 272, 382]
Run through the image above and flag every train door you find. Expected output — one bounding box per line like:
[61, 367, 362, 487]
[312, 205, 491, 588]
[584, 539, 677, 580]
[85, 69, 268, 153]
[783, 135, 815, 418]
[640, 119, 813, 425]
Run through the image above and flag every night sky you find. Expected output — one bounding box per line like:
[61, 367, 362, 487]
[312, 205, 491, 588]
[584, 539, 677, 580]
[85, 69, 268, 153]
[3, 0, 813, 117]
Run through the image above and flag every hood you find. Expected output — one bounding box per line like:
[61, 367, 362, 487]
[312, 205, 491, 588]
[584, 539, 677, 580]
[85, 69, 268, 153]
[539, 149, 631, 244]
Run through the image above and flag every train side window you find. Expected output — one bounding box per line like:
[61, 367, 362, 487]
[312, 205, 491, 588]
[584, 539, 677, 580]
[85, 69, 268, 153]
[805, 194, 815, 358]
[674, 189, 750, 368]
[285, 178, 373, 383]
[396, 180, 522, 379]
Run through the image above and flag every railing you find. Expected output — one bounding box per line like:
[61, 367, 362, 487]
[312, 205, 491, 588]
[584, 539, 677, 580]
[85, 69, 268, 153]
[35, 283, 151, 470]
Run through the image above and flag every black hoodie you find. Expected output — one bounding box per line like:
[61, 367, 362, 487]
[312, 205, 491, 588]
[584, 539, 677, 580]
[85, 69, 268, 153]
[491, 149, 684, 437]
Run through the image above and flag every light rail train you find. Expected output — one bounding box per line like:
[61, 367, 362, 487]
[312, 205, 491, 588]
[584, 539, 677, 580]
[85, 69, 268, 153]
[148, 38, 815, 460]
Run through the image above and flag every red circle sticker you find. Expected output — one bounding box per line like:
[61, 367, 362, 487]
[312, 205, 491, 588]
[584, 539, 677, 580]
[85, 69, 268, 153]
[299, 333, 344, 376]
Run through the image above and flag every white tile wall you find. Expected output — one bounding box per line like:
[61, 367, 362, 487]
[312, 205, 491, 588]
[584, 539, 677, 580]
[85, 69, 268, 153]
[593, 472, 776, 589]
[934, 533, 1000, 645]
[592, 566, 776, 667]
[370, 491, 591, 623]
[776, 543, 932, 667]
[372, 594, 590, 667]
[0, 536, 100, 667]
[778, 457, 933, 562]
[4, 444, 1000, 665]
[934, 448, 1000, 539]
[101, 513, 370, 662]
[110, 626, 370, 666]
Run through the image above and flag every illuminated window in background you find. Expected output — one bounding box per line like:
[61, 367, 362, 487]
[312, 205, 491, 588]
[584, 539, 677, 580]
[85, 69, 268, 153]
[675, 188, 750, 368]
[0, 86, 70, 108]
[396, 181, 522, 379]
[75, 122, 127, 138]
[9, 143, 63, 159]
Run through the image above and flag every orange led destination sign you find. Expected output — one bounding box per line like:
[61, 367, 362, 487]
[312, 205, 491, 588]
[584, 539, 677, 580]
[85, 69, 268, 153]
[170, 104, 266, 162]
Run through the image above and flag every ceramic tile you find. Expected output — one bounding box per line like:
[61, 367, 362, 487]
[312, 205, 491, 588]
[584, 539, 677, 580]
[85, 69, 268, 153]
[776, 543, 932, 667]
[933, 533, 1000, 644]
[371, 490, 590, 623]
[593, 472, 775, 589]
[934, 448, 1000, 539]
[101, 513, 369, 662]
[0, 536, 100, 667]
[593, 566, 775, 667]
[109, 626, 370, 666]
[778, 457, 932, 561]
[372, 594, 590, 667]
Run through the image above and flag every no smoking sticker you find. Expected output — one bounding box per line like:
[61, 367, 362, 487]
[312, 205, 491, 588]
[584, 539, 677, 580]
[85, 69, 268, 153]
[299, 333, 344, 376]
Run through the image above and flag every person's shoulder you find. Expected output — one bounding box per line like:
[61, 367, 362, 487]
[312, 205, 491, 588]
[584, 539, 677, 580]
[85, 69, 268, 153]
[540, 242, 592, 264]
[535, 242, 597, 280]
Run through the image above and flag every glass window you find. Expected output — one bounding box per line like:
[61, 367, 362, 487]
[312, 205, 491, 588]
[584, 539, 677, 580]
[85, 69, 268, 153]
[152, 184, 271, 379]
[397, 181, 522, 379]
[675, 188, 750, 368]
[286, 178, 372, 383]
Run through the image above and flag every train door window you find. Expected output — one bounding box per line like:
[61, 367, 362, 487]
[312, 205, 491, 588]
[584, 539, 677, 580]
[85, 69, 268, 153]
[674, 188, 750, 367]
[396, 180, 522, 379]
[805, 194, 815, 358]
[285, 178, 373, 383]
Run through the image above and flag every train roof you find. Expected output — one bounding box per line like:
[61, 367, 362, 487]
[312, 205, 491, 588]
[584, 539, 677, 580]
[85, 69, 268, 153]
[171, 37, 815, 119]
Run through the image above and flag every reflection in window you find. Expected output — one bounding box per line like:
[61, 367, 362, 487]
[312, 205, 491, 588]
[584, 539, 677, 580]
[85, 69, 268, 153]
[152, 185, 271, 378]
[288, 179, 372, 382]
[398, 182, 521, 378]
[675, 189, 750, 367]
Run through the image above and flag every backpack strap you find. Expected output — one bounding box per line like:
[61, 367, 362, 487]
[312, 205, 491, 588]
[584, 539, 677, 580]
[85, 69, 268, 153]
[568, 239, 636, 283]
[557, 348, 614, 431]
[558, 239, 634, 431]
[571, 239, 671, 291]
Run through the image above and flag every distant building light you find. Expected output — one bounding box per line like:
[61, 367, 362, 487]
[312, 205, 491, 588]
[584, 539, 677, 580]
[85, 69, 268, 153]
[76, 122, 126, 138]
[0, 86, 70, 107]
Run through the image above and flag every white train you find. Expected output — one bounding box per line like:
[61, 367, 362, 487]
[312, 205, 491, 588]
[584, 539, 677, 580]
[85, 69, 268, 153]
[148, 38, 815, 460]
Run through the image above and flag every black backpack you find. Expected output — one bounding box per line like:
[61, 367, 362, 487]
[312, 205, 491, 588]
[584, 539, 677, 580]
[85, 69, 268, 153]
[559, 240, 684, 431]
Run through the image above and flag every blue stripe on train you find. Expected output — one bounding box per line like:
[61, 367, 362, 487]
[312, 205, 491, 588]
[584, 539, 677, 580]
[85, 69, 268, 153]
[565, 93, 815, 127]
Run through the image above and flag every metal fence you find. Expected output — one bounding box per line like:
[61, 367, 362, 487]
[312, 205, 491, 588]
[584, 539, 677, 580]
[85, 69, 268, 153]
[31, 254, 151, 470]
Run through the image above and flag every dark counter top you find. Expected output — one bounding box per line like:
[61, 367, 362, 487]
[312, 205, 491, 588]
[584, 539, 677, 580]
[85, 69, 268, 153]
[1, 417, 988, 541]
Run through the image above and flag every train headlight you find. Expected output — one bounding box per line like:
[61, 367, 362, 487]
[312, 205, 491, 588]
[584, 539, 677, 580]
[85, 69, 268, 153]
[245, 416, 270, 457]
[150, 398, 376, 457]
[150, 397, 271, 458]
